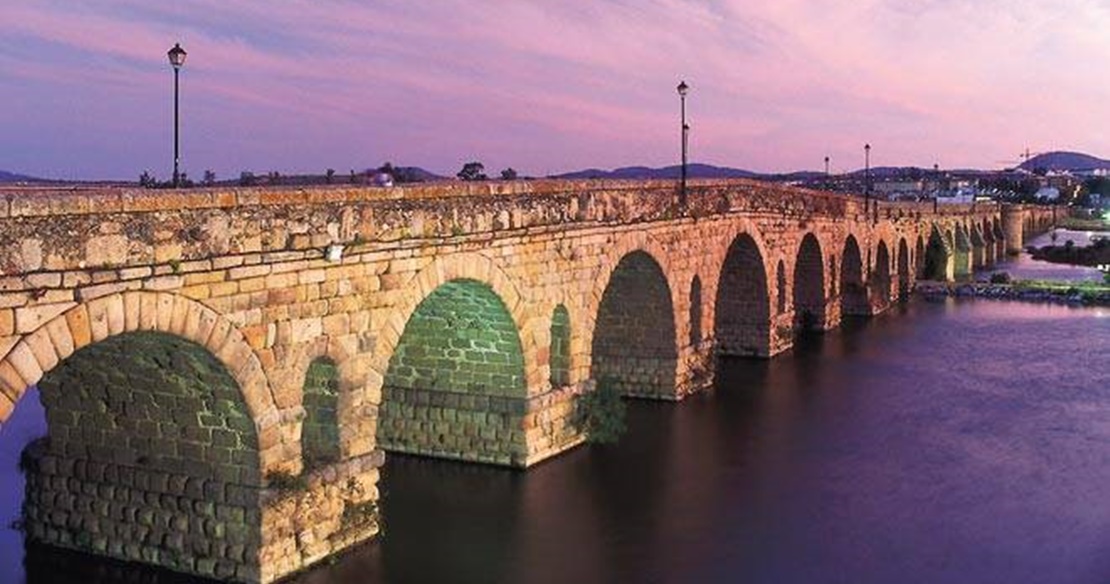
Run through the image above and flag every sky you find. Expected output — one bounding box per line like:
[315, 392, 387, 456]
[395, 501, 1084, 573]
[1, 0, 1108, 181]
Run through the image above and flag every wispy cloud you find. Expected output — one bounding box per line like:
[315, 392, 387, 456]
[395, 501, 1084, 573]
[1, 0, 1107, 179]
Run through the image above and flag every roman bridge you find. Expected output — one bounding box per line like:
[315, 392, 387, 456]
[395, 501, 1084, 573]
[0, 180, 1054, 582]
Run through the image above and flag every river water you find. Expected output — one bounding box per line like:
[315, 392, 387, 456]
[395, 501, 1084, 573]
[2, 284, 1109, 583]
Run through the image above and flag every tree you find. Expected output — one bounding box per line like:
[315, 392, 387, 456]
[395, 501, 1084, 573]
[457, 161, 487, 181]
[240, 171, 256, 186]
[500, 167, 518, 180]
[139, 171, 156, 188]
[203, 170, 216, 186]
[325, 168, 335, 184]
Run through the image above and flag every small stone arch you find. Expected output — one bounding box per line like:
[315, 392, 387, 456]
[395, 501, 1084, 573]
[689, 276, 703, 346]
[550, 304, 572, 387]
[897, 237, 911, 300]
[841, 234, 867, 316]
[915, 233, 927, 279]
[871, 240, 892, 308]
[793, 232, 826, 334]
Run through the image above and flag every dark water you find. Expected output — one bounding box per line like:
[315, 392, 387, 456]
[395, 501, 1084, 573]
[3, 299, 1110, 584]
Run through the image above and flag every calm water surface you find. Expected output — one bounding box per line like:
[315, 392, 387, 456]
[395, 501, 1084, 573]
[2, 299, 1109, 584]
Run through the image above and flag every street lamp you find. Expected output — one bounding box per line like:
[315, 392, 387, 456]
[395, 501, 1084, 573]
[864, 143, 872, 203]
[824, 155, 830, 189]
[677, 80, 689, 209]
[167, 43, 187, 188]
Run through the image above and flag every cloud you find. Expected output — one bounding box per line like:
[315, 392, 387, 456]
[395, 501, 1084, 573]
[0, 0, 1107, 179]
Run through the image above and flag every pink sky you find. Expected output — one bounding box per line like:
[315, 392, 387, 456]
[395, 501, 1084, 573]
[1, 0, 1108, 180]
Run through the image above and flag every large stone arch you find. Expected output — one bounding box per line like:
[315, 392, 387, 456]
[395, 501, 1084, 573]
[377, 278, 529, 464]
[580, 230, 681, 390]
[368, 252, 538, 403]
[793, 232, 826, 334]
[591, 249, 678, 399]
[0, 291, 282, 467]
[840, 234, 868, 317]
[714, 232, 772, 357]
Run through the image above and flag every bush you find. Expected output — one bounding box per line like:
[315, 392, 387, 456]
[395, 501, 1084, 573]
[989, 271, 1012, 284]
[573, 381, 627, 444]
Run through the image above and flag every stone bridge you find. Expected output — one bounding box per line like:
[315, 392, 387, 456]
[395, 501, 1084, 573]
[0, 180, 1054, 582]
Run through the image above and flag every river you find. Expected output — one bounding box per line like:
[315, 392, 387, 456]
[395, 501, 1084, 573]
[2, 278, 1109, 583]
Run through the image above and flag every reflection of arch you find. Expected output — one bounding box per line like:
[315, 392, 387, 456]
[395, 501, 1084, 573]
[897, 238, 911, 300]
[592, 250, 677, 398]
[872, 240, 892, 307]
[0, 291, 280, 464]
[794, 233, 826, 333]
[840, 234, 868, 316]
[715, 234, 771, 357]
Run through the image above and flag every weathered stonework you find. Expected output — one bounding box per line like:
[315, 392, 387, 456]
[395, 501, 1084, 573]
[0, 180, 1055, 582]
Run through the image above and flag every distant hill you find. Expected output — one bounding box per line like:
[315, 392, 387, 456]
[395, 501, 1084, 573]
[1019, 151, 1110, 172]
[0, 169, 43, 183]
[554, 163, 759, 180]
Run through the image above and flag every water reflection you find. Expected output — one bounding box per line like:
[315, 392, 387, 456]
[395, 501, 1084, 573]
[2, 299, 1110, 584]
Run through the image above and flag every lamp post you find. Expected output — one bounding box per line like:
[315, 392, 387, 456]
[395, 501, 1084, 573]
[864, 143, 871, 203]
[677, 80, 689, 209]
[824, 155, 830, 189]
[167, 43, 187, 188]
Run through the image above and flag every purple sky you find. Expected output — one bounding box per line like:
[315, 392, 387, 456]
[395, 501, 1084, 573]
[2, 1, 1108, 181]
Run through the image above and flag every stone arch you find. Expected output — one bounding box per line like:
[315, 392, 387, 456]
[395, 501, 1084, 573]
[580, 231, 681, 389]
[872, 240, 892, 308]
[923, 225, 952, 281]
[897, 237, 911, 301]
[689, 276, 703, 346]
[793, 233, 826, 334]
[776, 260, 787, 314]
[915, 233, 927, 279]
[970, 224, 987, 269]
[369, 252, 537, 399]
[715, 233, 772, 358]
[953, 223, 972, 275]
[0, 291, 281, 468]
[302, 356, 341, 469]
[592, 250, 678, 399]
[840, 234, 868, 316]
[550, 304, 571, 387]
[378, 278, 529, 464]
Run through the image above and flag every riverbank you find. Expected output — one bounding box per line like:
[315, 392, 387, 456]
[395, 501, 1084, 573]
[916, 279, 1110, 307]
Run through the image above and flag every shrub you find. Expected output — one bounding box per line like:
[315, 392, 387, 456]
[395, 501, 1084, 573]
[989, 271, 1012, 284]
